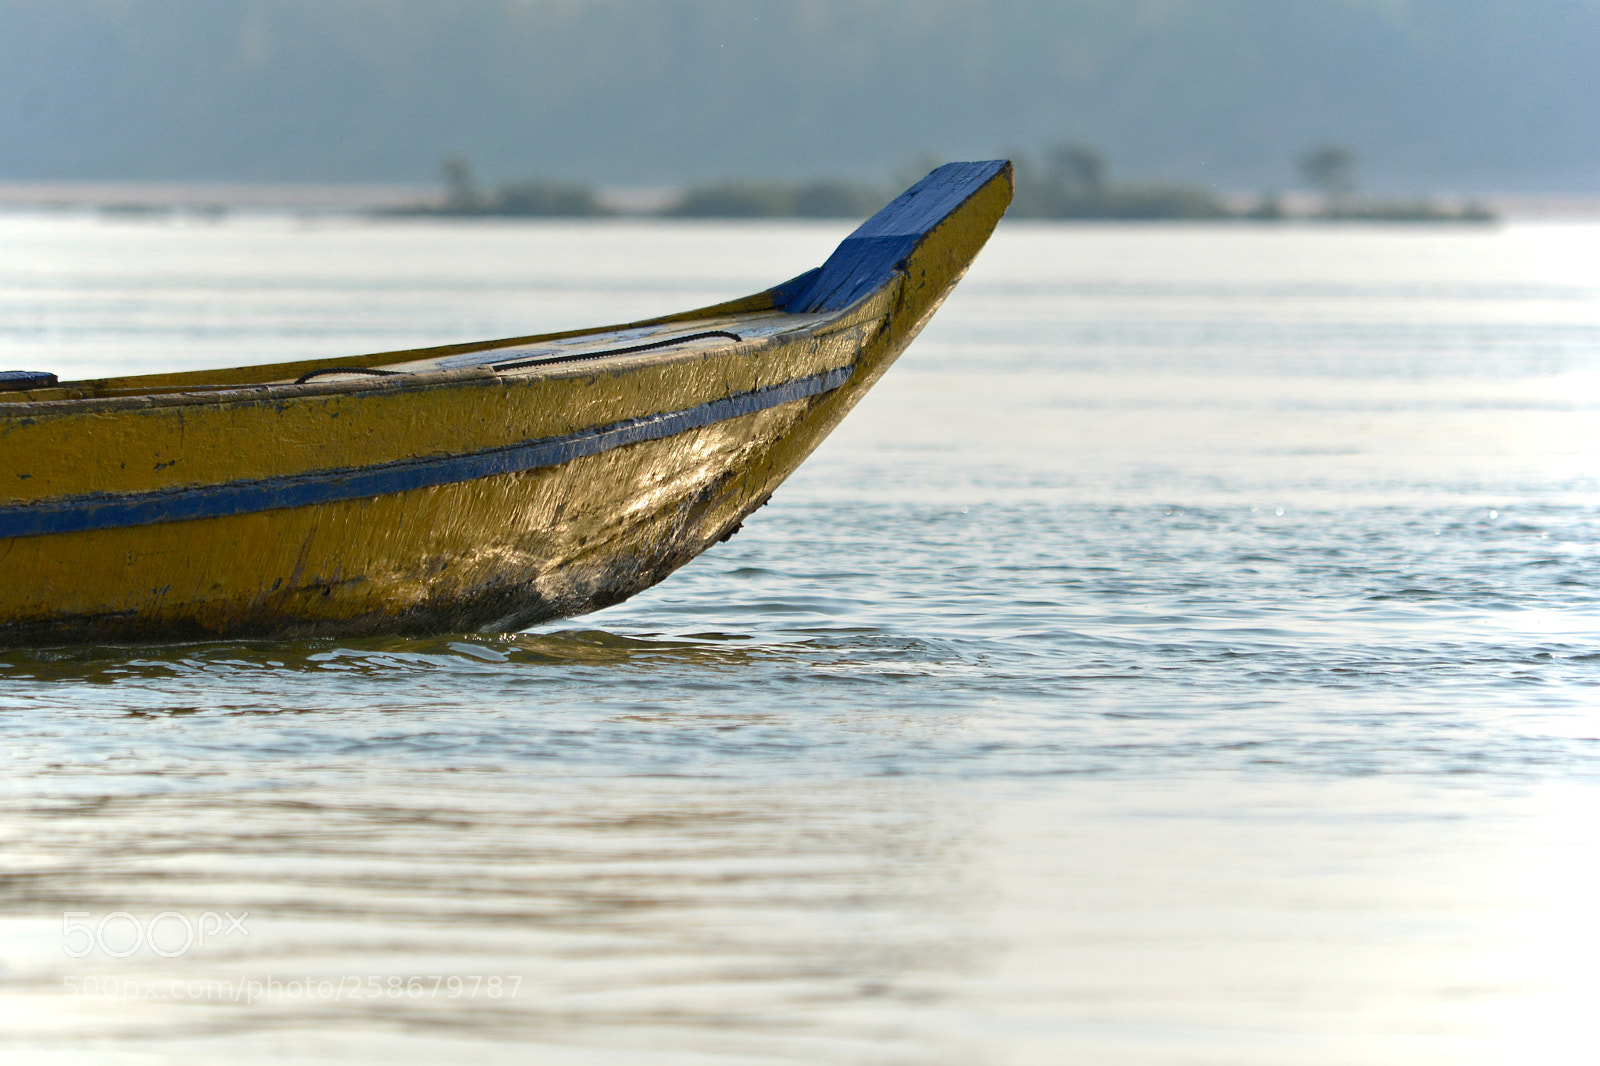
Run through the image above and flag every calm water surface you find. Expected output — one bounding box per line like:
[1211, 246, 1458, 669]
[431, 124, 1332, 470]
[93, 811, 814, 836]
[1, 213, 1598, 1064]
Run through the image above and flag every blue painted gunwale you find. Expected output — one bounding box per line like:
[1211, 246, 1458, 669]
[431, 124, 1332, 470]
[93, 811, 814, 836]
[0, 366, 853, 540]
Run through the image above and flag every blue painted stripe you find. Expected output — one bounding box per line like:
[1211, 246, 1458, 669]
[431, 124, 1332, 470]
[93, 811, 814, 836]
[779, 161, 1009, 313]
[0, 371, 57, 390]
[0, 366, 854, 540]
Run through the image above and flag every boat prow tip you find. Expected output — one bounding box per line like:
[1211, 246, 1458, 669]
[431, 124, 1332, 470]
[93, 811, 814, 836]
[777, 160, 1014, 315]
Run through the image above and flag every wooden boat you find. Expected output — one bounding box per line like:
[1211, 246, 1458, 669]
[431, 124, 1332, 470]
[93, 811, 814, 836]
[0, 161, 1012, 646]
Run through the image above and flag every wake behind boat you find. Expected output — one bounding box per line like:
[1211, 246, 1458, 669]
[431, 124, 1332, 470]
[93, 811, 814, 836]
[0, 161, 1013, 646]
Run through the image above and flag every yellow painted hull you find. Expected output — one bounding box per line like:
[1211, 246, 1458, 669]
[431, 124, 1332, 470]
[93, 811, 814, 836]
[0, 162, 1012, 645]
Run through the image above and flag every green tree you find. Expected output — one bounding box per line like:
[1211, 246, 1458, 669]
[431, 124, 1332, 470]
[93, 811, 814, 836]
[491, 179, 604, 216]
[440, 155, 481, 212]
[1298, 144, 1357, 201]
[1046, 143, 1107, 199]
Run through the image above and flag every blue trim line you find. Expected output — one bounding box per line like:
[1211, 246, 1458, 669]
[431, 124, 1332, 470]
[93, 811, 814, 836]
[0, 371, 58, 390]
[0, 365, 854, 540]
[778, 161, 1009, 313]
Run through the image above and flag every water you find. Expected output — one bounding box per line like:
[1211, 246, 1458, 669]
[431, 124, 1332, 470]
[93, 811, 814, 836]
[2, 212, 1598, 1064]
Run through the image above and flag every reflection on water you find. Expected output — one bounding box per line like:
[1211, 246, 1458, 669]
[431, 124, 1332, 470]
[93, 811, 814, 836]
[1, 774, 989, 1062]
[3, 772, 1598, 1064]
[2, 217, 1599, 1063]
[6, 630, 768, 679]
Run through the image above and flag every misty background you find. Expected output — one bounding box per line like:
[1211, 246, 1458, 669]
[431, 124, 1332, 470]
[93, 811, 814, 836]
[3, 0, 1598, 194]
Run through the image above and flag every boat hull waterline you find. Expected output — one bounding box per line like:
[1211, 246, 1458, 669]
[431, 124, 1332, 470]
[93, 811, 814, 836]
[0, 161, 1013, 645]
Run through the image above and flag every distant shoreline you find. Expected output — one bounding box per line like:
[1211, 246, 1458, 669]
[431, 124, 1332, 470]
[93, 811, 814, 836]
[3, 181, 1598, 221]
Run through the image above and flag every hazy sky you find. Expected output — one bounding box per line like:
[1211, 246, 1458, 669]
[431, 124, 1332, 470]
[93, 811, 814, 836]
[3, 0, 1598, 190]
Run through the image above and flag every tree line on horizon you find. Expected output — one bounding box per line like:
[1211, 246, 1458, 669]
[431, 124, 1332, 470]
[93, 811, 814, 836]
[396, 148, 1493, 223]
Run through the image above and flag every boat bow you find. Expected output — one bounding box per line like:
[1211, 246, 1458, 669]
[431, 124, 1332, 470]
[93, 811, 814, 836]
[0, 162, 1012, 644]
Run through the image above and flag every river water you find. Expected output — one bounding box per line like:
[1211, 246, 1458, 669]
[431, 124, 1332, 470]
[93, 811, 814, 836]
[1, 212, 1598, 1064]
